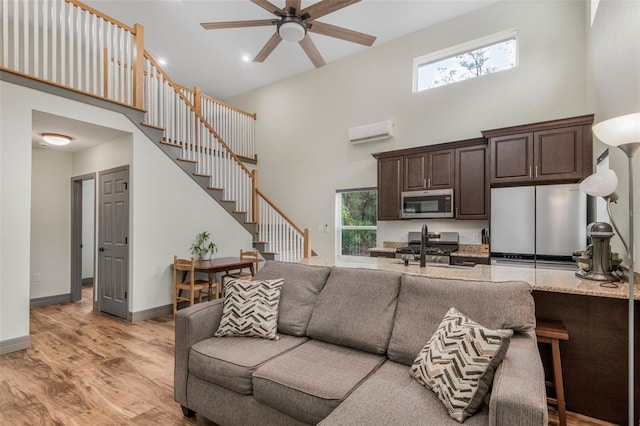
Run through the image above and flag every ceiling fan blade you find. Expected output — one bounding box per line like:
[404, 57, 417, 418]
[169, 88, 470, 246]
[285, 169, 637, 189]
[299, 35, 326, 68]
[308, 21, 376, 46]
[251, 0, 284, 17]
[254, 32, 283, 63]
[285, 0, 301, 14]
[300, 0, 361, 21]
[201, 19, 275, 30]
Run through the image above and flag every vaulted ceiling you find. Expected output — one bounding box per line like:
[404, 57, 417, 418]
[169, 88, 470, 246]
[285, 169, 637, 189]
[85, 0, 496, 100]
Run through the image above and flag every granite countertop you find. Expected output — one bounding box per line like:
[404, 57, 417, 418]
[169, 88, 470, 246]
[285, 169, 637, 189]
[300, 255, 640, 301]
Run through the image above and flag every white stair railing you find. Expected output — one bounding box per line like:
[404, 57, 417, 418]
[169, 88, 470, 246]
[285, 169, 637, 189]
[0, 0, 141, 108]
[200, 94, 256, 161]
[142, 53, 253, 222]
[256, 189, 309, 262]
[1, 0, 310, 260]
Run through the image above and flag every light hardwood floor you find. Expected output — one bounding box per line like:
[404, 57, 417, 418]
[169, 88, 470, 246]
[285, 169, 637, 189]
[0, 287, 617, 425]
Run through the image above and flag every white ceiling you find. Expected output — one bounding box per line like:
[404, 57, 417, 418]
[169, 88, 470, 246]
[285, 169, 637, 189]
[84, 0, 496, 100]
[32, 111, 130, 152]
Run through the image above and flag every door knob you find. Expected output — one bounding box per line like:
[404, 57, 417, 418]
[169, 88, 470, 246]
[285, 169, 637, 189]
[98, 247, 105, 252]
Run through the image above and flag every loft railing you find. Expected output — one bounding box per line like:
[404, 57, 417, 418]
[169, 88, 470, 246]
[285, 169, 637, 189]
[177, 84, 256, 161]
[0, 0, 143, 108]
[0, 0, 310, 261]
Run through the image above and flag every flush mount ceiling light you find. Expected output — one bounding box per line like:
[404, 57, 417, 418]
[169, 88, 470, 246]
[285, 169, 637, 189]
[41, 133, 72, 146]
[278, 17, 306, 43]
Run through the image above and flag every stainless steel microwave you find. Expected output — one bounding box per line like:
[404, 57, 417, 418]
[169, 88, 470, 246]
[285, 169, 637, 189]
[401, 189, 454, 219]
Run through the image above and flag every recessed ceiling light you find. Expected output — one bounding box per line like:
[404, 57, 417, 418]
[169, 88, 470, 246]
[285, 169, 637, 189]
[41, 133, 72, 146]
[242, 54, 251, 63]
[158, 57, 167, 66]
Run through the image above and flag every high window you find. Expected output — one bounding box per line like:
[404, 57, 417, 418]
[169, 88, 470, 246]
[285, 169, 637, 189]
[336, 189, 377, 256]
[413, 29, 518, 92]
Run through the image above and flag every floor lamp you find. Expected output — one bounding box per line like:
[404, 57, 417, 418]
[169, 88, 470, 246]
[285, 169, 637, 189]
[592, 112, 640, 426]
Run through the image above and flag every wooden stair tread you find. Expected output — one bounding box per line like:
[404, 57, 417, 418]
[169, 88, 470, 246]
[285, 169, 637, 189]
[194, 173, 211, 177]
[177, 157, 197, 163]
[207, 187, 223, 191]
[141, 122, 165, 131]
[160, 140, 180, 147]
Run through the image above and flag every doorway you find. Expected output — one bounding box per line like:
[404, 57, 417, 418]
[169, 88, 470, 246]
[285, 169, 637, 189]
[71, 173, 96, 305]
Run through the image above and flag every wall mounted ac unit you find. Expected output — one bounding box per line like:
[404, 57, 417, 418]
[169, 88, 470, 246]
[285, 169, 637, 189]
[348, 120, 395, 144]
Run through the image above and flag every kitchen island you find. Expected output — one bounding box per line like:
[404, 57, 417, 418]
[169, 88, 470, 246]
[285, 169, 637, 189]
[300, 255, 640, 425]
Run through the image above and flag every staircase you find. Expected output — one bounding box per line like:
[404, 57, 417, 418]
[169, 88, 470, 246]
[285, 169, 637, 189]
[0, 0, 311, 262]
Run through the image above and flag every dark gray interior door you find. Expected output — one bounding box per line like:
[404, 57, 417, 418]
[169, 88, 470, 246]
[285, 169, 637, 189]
[98, 166, 129, 319]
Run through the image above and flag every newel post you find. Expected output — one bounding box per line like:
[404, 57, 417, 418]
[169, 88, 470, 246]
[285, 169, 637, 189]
[303, 228, 312, 258]
[132, 23, 144, 109]
[252, 170, 259, 224]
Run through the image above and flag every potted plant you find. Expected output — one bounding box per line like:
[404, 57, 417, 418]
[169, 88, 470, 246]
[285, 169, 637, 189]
[191, 231, 217, 261]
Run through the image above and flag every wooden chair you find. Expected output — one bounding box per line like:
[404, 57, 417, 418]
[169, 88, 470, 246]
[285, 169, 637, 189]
[536, 322, 570, 426]
[221, 250, 260, 296]
[173, 256, 214, 317]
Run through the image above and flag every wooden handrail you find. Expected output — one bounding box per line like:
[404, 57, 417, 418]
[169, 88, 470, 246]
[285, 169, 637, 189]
[255, 188, 304, 235]
[143, 51, 252, 177]
[67, 0, 136, 34]
[176, 83, 256, 119]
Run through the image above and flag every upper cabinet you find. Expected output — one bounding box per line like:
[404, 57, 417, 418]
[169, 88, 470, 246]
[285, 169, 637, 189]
[404, 149, 454, 191]
[377, 156, 403, 221]
[374, 140, 486, 221]
[455, 143, 489, 220]
[483, 115, 593, 186]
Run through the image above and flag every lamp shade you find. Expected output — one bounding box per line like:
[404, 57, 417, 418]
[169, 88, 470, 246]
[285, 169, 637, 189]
[580, 169, 618, 198]
[279, 21, 305, 42]
[592, 112, 640, 147]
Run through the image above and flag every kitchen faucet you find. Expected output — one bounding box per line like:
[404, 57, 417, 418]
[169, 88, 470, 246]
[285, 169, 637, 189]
[419, 223, 428, 267]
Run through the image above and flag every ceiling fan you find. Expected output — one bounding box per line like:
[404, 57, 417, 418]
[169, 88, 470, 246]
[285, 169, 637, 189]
[200, 0, 376, 68]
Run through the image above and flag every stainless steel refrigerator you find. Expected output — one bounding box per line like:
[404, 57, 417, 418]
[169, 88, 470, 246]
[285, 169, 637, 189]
[490, 184, 587, 269]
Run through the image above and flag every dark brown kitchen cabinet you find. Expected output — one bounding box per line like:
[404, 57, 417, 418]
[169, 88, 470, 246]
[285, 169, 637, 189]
[484, 115, 593, 186]
[404, 149, 454, 191]
[377, 156, 403, 220]
[455, 143, 489, 219]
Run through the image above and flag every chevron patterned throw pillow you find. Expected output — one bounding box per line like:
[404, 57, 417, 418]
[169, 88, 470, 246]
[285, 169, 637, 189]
[410, 307, 513, 423]
[214, 279, 284, 340]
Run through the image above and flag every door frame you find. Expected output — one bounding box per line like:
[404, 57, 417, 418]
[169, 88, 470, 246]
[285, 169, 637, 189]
[70, 173, 96, 304]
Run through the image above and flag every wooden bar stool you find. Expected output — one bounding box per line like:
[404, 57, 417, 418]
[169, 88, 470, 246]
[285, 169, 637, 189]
[536, 322, 569, 426]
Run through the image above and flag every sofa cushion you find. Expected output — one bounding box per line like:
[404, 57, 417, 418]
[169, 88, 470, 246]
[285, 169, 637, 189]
[410, 307, 512, 423]
[306, 267, 401, 354]
[189, 334, 308, 394]
[252, 261, 331, 337]
[215, 279, 284, 340]
[388, 275, 535, 365]
[319, 361, 489, 426]
[252, 339, 386, 424]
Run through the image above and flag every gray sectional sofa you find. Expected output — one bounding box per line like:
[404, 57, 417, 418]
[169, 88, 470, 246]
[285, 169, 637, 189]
[174, 261, 547, 426]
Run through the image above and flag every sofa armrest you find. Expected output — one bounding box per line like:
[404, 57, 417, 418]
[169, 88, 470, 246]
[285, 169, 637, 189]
[174, 299, 224, 406]
[489, 331, 548, 426]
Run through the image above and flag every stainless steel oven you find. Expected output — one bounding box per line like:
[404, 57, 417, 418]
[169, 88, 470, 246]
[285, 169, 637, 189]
[401, 189, 454, 219]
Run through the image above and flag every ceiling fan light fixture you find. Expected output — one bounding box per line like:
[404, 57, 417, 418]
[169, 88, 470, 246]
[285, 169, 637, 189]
[279, 21, 305, 42]
[41, 133, 72, 146]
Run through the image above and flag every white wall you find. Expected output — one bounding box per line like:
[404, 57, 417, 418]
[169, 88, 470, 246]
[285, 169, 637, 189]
[0, 80, 253, 348]
[0, 82, 32, 343]
[586, 0, 640, 271]
[30, 149, 73, 299]
[228, 0, 588, 256]
[81, 179, 95, 279]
